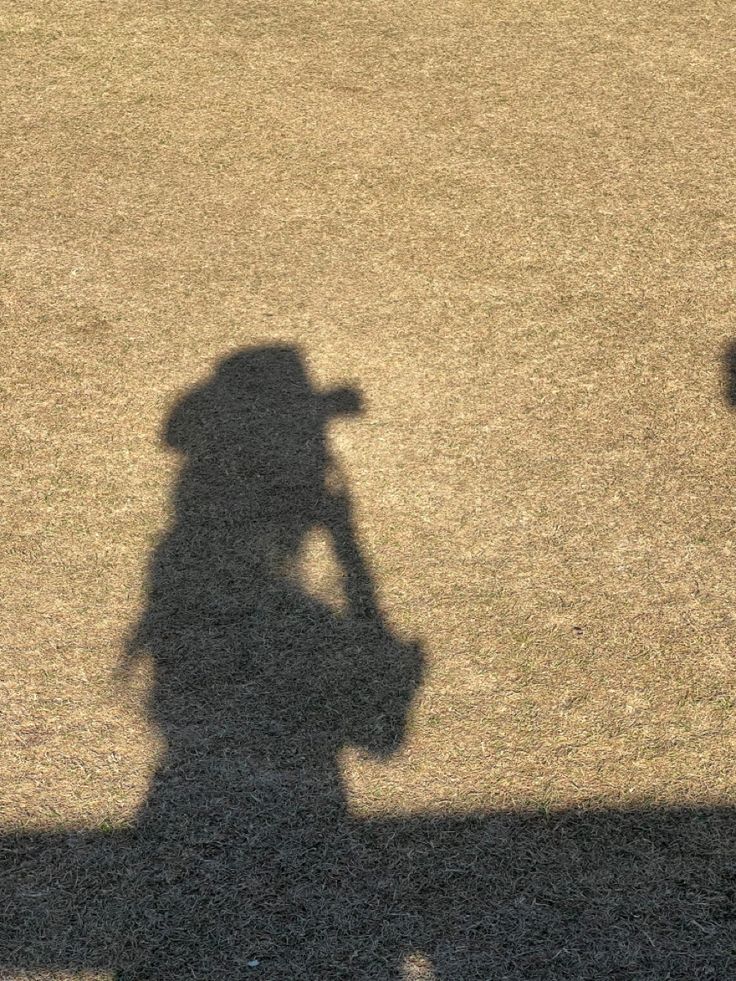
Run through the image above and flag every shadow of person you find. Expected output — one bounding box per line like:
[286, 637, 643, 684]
[118, 346, 424, 978]
[7, 345, 736, 978]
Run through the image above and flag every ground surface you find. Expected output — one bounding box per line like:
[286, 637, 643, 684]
[2, 1, 736, 978]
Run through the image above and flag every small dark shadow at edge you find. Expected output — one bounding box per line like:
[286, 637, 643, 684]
[722, 340, 736, 406]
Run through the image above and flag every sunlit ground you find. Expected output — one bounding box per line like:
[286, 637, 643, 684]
[3, 1, 735, 977]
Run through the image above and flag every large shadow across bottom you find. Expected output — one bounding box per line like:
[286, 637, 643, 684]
[3, 346, 736, 979]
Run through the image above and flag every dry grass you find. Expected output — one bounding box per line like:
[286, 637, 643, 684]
[2, 1, 736, 977]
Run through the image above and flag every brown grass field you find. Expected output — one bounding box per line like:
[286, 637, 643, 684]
[2, 1, 736, 977]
